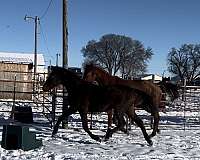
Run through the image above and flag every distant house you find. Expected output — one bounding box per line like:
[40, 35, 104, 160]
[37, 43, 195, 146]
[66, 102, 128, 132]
[140, 74, 163, 83]
[0, 52, 46, 100]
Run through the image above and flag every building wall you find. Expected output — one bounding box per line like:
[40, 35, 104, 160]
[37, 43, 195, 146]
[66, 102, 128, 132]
[0, 63, 32, 100]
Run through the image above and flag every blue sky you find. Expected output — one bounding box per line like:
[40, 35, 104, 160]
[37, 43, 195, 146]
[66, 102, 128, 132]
[1, 0, 200, 75]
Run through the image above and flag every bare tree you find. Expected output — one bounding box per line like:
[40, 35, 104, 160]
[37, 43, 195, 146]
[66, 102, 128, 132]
[121, 41, 153, 78]
[167, 44, 200, 84]
[82, 34, 153, 77]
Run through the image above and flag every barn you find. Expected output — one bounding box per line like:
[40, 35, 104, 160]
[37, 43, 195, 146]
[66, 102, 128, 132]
[0, 52, 46, 100]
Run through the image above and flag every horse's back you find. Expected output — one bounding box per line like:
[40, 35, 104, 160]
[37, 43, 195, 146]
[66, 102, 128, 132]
[114, 77, 162, 97]
[76, 83, 137, 112]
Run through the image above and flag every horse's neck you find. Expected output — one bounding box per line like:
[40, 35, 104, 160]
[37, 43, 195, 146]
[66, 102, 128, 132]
[61, 73, 81, 93]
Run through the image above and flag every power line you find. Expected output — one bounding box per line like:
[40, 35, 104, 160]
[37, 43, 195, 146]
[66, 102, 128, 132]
[39, 22, 54, 60]
[40, 0, 54, 20]
[0, 25, 10, 32]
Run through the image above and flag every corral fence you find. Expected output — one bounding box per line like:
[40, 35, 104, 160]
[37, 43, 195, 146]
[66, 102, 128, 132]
[0, 70, 200, 130]
[0, 70, 53, 125]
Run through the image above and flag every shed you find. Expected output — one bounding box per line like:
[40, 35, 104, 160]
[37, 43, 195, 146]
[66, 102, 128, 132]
[0, 52, 45, 100]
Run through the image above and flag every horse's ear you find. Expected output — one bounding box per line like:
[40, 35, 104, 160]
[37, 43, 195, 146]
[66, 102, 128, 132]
[48, 65, 53, 73]
[48, 65, 58, 73]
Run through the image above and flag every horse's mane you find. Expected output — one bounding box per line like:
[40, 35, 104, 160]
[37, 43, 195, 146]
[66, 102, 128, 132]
[84, 63, 111, 77]
[50, 66, 82, 82]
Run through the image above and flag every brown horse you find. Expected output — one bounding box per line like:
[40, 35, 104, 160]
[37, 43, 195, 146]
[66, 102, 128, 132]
[43, 66, 153, 145]
[83, 64, 164, 137]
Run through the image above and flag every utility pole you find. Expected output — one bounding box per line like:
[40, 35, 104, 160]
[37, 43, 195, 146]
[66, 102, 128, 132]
[62, 0, 69, 128]
[24, 15, 39, 93]
[63, 0, 68, 69]
[56, 53, 60, 66]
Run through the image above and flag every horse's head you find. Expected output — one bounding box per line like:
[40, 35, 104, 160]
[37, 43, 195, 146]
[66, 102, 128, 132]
[43, 66, 82, 92]
[83, 63, 98, 83]
[83, 63, 111, 86]
[43, 66, 63, 92]
[159, 80, 180, 103]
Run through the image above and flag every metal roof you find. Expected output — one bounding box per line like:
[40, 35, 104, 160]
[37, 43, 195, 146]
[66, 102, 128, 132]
[0, 56, 32, 64]
[0, 52, 45, 65]
[0, 52, 46, 73]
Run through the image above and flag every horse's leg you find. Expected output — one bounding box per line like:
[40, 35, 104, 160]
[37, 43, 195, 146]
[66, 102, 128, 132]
[114, 112, 129, 134]
[131, 113, 153, 145]
[105, 112, 126, 139]
[125, 114, 133, 132]
[124, 114, 131, 133]
[80, 112, 101, 142]
[145, 105, 160, 134]
[150, 106, 160, 138]
[112, 110, 127, 134]
[52, 107, 76, 136]
[112, 110, 118, 126]
[107, 109, 113, 129]
[52, 114, 64, 136]
[150, 116, 153, 129]
[151, 113, 160, 133]
[90, 113, 93, 130]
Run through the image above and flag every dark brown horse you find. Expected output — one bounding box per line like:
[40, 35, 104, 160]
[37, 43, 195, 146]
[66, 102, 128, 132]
[83, 64, 179, 137]
[158, 79, 180, 104]
[43, 66, 153, 145]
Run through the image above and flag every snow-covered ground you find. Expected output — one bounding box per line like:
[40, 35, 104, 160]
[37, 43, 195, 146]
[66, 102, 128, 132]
[0, 90, 199, 159]
[1, 119, 200, 160]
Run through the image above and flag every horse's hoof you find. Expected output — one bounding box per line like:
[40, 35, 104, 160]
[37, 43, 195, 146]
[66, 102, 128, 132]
[51, 134, 57, 139]
[96, 137, 101, 142]
[52, 133, 56, 137]
[98, 138, 102, 142]
[149, 133, 156, 138]
[52, 130, 58, 137]
[105, 129, 113, 139]
[147, 140, 153, 146]
[105, 133, 112, 139]
[157, 129, 161, 134]
[52, 128, 58, 135]
[93, 135, 101, 142]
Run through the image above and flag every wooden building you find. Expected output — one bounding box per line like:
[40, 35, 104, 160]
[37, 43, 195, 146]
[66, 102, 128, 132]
[0, 52, 45, 100]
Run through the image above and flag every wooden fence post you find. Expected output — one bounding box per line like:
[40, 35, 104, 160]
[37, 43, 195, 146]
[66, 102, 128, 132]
[11, 75, 16, 119]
